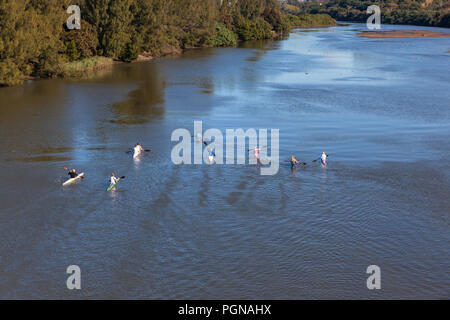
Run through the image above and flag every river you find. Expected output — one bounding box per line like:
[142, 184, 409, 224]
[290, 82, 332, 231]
[0, 23, 449, 299]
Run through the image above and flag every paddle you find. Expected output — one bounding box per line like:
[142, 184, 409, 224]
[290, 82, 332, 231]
[193, 135, 210, 142]
[108, 176, 125, 187]
[248, 146, 267, 151]
[284, 160, 307, 166]
[126, 149, 151, 154]
[312, 154, 330, 163]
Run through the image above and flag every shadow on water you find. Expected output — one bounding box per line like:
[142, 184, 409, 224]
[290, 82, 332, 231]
[238, 39, 274, 50]
[239, 39, 276, 63]
[109, 62, 166, 125]
[6, 155, 73, 163]
[0, 80, 67, 116]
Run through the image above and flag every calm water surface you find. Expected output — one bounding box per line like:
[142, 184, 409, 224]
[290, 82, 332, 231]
[0, 23, 449, 299]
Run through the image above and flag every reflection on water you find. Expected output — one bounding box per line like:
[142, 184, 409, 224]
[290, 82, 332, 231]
[110, 63, 166, 124]
[6, 155, 73, 163]
[238, 39, 275, 50]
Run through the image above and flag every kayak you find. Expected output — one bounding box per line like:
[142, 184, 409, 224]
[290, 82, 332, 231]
[107, 179, 120, 192]
[208, 155, 214, 163]
[62, 173, 84, 186]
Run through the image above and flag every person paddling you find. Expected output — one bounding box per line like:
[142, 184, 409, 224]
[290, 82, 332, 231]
[208, 148, 216, 163]
[107, 173, 126, 192]
[253, 147, 260, 160]
[135, 143, 143, 153]
[133, 143, 144, 158]
[290, 156, 300, 168]
[110, 173, 119, 186]
[321, 152, 328, 165]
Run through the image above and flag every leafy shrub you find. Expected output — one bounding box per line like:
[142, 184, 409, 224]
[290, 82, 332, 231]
[286, 14, 336, 27]
[64, 40, 80, 61]
[120, 43, 140, 62]
[61, 19, 98, 59]
[438, 13, 450, 28]
[237, 19, 273, 41]
[0, 60, 23, 86]
[208, 23, 238, 47]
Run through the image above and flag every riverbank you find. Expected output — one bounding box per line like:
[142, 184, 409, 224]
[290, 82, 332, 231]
[284, 13, 337, 30]
[61, 57, 115, 77]
[21, 21, 338, 83]
[289, 24, 336, 29]
[0, 0, 289, 87]
[357, 30, 450, 38]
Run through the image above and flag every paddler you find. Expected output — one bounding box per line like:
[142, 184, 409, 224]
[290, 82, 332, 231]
[321, 152, 328, 165]
[133, 143, 144, 158]
[135, 143, 143, 153]
[208, 148, 215, 163]
[253, 147, 260, 160]
[64, 167, 79, 178]
[290, 156, 300, 168]
[110, 173, 119, 186]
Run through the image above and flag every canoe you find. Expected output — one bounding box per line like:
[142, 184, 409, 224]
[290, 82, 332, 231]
[62, 173, 84, 186]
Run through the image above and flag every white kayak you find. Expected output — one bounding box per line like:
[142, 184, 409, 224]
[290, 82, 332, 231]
[62, 173, 84, 186]
[208, 155, 214, 163]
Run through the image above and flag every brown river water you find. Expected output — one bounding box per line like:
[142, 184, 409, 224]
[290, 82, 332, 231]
[0, 23, 449, 299]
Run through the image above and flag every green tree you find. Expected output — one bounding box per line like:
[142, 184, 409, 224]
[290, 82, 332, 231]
[0, 0, 66, 85]
[208, 23, 238, 47]
[62, 19, 98, 59]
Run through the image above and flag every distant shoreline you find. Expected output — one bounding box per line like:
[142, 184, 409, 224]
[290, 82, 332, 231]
[290, 24, 336, 29]
[357, 30, 450, 38]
